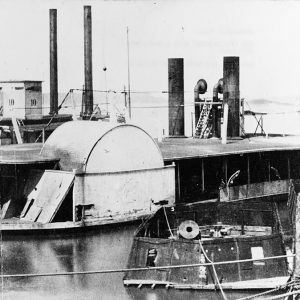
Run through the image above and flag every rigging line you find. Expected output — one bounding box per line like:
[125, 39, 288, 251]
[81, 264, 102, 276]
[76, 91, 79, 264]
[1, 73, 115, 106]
[263, 290, 300, 300]
[0, 254, 294, 278]
[71, 88, 117, 93]
[70, 88, 196, 94]
[126, 26, 131, 119]
[163, 206, 174, 238]
[104, 70, 108, 115]
[199, 239, 228, 300]
[0, 103, 199, 110]
[34, 89, 73, 143]
[236, 279, 297, 300]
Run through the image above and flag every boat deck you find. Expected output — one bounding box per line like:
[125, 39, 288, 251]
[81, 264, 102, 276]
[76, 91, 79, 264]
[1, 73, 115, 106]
[0, 143, 56, 164]
[0, 135, 300, 164]
[124, 276, 289, 290]
[158, 135, 300, 161]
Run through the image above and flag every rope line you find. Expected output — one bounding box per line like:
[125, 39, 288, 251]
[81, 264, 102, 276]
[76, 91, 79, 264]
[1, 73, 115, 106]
[264, 290, 300, 300]
[163, 206, 174, 238]
[236, 278, 296, 300]
[0, 254, 294, 278]
[199, 239, 228, 300]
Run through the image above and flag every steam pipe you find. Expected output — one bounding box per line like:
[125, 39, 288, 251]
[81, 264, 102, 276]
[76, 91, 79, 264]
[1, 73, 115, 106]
[212, 78, 223, 138]
[213, 78, 223, 101]
[194, 79, 207, 102]
[194, 79, 207, 127]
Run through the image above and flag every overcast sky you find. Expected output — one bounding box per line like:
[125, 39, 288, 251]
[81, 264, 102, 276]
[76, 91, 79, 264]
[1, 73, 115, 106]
[0, 0, 300, 101]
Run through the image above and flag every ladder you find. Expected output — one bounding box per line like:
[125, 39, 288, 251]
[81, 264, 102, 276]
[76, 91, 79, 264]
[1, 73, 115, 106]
[194, 103, 212, 138]
[11, 116, 23, 144]
[17, 119, 25, 127]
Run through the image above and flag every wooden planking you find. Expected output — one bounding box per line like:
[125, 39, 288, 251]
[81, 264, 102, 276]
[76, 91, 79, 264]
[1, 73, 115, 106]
[158, 136, 300, 161]
[219, 180, 289, 202]
[37, 172, 74, 223]
[124, 234, 288, 285]
[124, 276, 288, 290]
[73, 166, 175, 220]
[21, 170, 74, 223]
[21, 174, 47, 221]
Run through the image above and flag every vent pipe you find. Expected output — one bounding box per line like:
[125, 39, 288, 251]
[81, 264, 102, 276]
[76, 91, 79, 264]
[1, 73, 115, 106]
[223, 56, 240, 137]
[212, 78, 223, 137]
[168, 58, 184, 136]
[49, 9, 58, 115]
[194, 79, 207, 127]
[83, 5, 93, 118]
[213, 78, 223, 101]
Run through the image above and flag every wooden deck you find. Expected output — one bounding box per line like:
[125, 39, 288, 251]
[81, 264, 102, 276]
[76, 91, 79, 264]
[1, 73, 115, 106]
[124, 276, 289, 290]
[0, 135, 300, 164]
[0, 143, 55, 164]
[0, 210, 148, 234]
[158, 136, 300, 161]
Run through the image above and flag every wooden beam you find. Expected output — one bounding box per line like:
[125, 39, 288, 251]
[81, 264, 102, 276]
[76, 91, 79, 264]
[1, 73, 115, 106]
[287, 156, 291, 179]
[268, 159, 271, 182]
[234, 239, 242, 281]
[247, 155, 250, 184]
[201, 160, 205, 192]
[294, 193, 300, 277]
[177, 161, 181, 201]
[224, 157, 228, 183]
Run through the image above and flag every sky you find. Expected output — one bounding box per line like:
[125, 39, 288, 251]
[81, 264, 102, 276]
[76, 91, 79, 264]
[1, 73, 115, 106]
[1, 0, 300, 102]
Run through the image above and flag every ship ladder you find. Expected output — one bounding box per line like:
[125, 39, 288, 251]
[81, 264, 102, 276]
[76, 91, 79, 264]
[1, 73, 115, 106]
[194, 103, 212, 138]
[11, 115, 23, 144]
[17, 119, 25, 127]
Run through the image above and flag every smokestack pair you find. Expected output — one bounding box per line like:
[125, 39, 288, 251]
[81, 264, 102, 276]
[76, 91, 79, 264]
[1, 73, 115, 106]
[49, 6, 93, 117]
[168, 56, 240, 138]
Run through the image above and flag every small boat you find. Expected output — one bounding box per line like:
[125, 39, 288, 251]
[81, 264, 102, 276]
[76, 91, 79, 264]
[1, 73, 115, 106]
[123, 194, 291, 291]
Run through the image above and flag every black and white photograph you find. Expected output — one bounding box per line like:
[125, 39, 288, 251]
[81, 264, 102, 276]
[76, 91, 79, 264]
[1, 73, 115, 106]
[0, 0, 300, 299]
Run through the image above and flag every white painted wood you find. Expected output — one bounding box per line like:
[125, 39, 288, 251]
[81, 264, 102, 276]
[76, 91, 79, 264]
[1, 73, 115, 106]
[73, 166, 175, 220]
[11, 115, 23, 144]
[21, 170, 74, 223]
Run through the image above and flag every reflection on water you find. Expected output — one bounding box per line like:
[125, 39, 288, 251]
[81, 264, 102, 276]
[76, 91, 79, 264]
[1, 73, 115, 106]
[0, 224, 279, 300]
[1, 223, 136, 300]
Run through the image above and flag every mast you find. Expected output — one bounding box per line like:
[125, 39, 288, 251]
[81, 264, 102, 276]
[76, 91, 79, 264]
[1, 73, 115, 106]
[127, 26, 131, 119]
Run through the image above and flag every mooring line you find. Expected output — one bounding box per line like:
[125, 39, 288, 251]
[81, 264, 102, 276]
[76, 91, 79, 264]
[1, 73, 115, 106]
[199, 239, 228, 300]
[236, 278, 297, 300]
[0, 254, 294, 278]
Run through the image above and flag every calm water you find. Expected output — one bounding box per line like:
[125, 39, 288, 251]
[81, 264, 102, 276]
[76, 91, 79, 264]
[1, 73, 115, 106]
[0, 224, 280, 300]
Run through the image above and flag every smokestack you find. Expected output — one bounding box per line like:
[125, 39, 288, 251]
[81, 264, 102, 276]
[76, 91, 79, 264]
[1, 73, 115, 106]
[223, 57, 240, 137]
[83, 5, 93, 117]
[168, 58, 184, 136]
[49, 9, 58, 115]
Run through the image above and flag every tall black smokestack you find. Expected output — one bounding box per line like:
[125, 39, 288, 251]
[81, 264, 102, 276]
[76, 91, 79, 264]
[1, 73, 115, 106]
[49, 9, 58, 115]
[223, 56, 240, 137]
[83, 5, 93, 117]
[168, 58, 184, 136]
